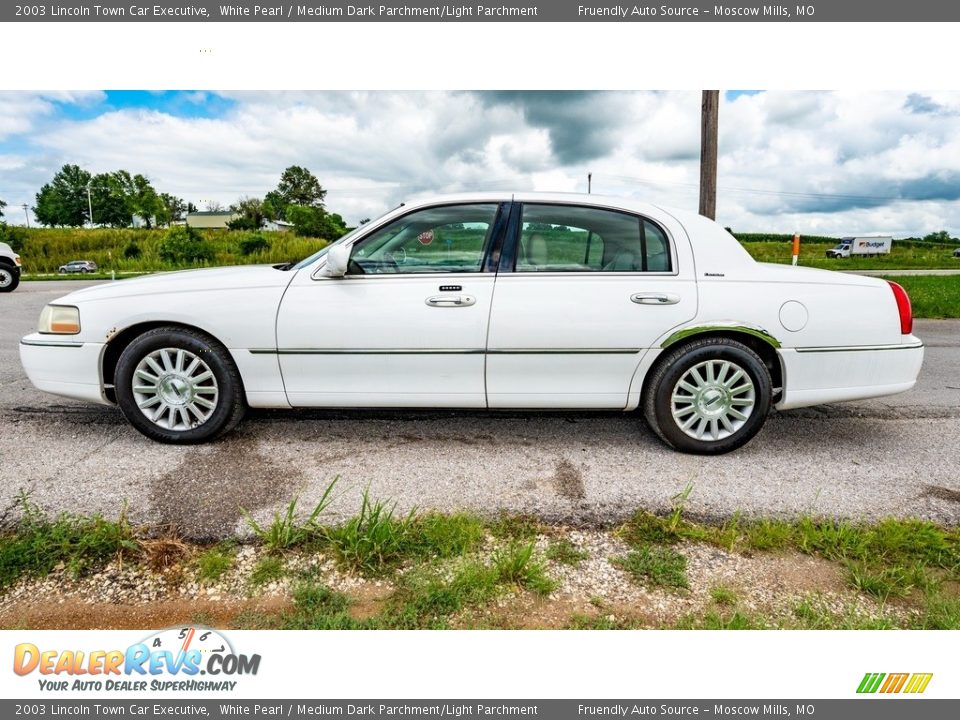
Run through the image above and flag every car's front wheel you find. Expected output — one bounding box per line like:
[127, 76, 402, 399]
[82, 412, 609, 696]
[643, 337, 772, 454]
[114, 327, 245, 444]
[0, 265, 19, 293]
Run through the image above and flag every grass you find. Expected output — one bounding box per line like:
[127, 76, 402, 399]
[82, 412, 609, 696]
[2, 483, 960, 630]
[249, 556, 286, 587]
[10, 226, 328, 275]
[324, 491, 418, 574]
[241, 480, 337, 553]
[879, 275, 960, 319]
[546, 538, 589, 566]
[741, 239, 959, 271]
[710, 584, 739, 606]
[194, 544, 236, 584]
[614, 546, 689, 590]
[0, 493, 138, 589]
[492, 541, 558, 595]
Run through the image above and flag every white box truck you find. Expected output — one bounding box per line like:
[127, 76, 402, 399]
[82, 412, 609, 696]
[825, 236, 893, 258]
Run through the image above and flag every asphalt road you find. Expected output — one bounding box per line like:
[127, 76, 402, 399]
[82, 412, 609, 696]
[2, 280, 959, 539]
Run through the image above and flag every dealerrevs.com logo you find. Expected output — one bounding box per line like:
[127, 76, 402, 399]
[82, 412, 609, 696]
[857, 672, 933, 694]
[13, 627, 260, 692]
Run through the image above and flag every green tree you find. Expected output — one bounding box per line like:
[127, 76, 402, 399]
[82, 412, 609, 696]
[264, 166, 327, 220]
[285, 205, 347, 239]
[158, 225, 214, 266]
[227, 196, 266, 231]
[922, 230, 953, 243]
[89, 172, 133, 227]
[158, 193, 190, 225]
[34, 164, 92, 227]
[108, 171, 162, 228]
[0, 198, 6, 218]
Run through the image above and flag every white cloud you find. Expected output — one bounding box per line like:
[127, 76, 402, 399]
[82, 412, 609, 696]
[3, 90, 960, 235]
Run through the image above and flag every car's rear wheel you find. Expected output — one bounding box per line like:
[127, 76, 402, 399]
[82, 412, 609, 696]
[643, 337, 772, 454]
[115, 327, 245, 444]
[0, 265, 19, 293]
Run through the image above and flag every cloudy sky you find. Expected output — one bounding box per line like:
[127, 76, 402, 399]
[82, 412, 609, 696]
[2, 90, 960, 235]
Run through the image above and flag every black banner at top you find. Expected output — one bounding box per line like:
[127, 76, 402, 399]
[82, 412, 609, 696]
[5, 0, 960, 22]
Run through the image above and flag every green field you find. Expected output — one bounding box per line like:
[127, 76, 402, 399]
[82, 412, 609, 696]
[741, 238, 960, 270]
[6, 227, 329, 275]
[880, 275, 960, 319]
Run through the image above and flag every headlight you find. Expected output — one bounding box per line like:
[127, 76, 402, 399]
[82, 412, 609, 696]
[38, 305, 81, 335]
[13, 254, 21, 266]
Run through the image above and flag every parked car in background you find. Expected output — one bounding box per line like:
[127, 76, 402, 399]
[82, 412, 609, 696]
[953, 248, 960, 258]
[0, 241, 22, 292]
[58, 260, 98, 274]
[20, 192, 924, 454]
[825, 236, 894, 258]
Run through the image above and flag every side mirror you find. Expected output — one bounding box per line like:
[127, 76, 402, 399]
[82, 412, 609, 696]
[321, 244, 351, 278]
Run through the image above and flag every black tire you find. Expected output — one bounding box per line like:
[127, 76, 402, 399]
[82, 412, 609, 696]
[643, 337, 772, 455]
[115, 326, 246, 444]
[0, 265, 19, 293]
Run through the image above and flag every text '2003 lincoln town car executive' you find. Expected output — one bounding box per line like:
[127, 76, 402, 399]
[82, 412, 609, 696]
[20, 193, 924, 454]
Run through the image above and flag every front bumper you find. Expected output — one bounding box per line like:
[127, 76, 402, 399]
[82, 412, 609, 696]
[19, 334, 110, 405]
[776, 338, 924, 410]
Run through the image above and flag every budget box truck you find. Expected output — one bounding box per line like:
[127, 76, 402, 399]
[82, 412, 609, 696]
[825, 236, 893, 258]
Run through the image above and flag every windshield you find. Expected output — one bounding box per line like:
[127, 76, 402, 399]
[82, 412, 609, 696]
[292, 205, 400, 270]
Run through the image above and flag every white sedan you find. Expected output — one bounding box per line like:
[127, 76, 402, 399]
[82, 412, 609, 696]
[19, 193, 924, 454]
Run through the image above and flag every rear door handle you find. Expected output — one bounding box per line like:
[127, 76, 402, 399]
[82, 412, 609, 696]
[426, 294, 476, 307]
[631, 292, 680, 305]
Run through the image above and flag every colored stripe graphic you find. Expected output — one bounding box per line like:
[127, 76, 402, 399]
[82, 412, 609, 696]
[857, 673, 885, 693]
[880, 673, 909, 693]
[857, 672, 932, 694]
[904, 674, 934, 694]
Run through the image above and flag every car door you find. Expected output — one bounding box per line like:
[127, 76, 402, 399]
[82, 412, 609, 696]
[276, 202, 506, 407]
[485, 201, 698, 408]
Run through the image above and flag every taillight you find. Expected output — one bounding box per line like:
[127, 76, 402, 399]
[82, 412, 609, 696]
[887, 281, 913, 335]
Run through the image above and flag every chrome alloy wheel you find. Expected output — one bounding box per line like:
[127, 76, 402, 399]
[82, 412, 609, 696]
[132, 348, 219, 431]
[0, 268, 12, 288]
[670, 359, 755, 442]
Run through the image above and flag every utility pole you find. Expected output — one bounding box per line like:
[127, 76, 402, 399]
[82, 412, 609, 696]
[587, 172, 592, 194]
[21, 204, 30, 228]
[699, 90, 719, 220]
[87, 183, 94, 227]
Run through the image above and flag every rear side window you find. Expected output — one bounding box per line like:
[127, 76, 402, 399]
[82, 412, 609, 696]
[515, 204, 672, 273]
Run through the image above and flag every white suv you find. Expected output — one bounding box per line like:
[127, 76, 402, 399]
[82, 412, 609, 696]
[0, 241, 22, 292]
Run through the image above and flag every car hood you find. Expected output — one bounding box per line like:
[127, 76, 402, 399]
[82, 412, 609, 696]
[53, 265, 297, 305]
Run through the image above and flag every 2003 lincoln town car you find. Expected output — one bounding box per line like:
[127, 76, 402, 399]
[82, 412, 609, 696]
[19, 193, 924, 454]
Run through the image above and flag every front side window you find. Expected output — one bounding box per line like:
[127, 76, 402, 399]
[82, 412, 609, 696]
[516, 204, 672, 273]
[348, 203, 499, 274]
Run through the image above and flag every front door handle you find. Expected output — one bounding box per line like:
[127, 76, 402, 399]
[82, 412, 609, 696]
[631, 292, 681, 305]
[426, 294, 476, 308]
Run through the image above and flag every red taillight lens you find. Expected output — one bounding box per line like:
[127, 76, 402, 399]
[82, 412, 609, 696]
[887, 281, 913, 335]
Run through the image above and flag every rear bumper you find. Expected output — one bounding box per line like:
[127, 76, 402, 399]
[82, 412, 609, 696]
[19, 334, 110, 405]
[776, 339, 924, 410]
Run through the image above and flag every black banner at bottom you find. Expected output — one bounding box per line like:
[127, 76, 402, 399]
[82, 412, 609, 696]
[2, 700, 955, 720]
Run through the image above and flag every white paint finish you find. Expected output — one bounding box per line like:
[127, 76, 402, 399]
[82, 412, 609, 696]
[486, 274, 697, 408]
[47, 265, 292, 352]
[276, 273, 494, 406]
[687, 271, 902, 351]
[776, 343, 924, 410]
[779, 300, 809, 332]
[229, 350, 289, 407]
[17, 193, 925, 418]
[485, 353, 645, 409]
[18, 338, 108, 405]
